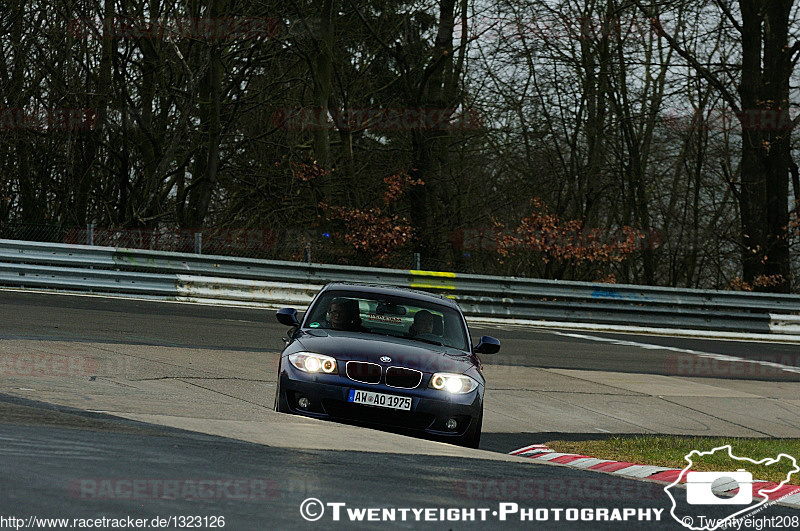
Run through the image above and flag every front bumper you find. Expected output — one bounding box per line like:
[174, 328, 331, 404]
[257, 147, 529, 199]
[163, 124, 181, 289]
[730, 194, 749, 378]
[277, 364, 482, 438]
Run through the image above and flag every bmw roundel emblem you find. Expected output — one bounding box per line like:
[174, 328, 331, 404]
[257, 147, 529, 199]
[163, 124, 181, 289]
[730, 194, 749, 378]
[380, 356, 392, 363]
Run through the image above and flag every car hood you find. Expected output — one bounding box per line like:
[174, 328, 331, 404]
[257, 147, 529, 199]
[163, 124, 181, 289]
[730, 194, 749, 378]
[290, 329, 476, 376]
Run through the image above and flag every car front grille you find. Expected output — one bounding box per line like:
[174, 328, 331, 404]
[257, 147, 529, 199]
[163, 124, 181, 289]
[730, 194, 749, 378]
[346, 361, 382, 384]
[385, 366, 423, 389]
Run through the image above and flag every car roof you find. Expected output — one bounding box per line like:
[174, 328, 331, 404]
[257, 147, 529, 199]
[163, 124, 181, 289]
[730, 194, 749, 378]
[319, 282, 459, 309]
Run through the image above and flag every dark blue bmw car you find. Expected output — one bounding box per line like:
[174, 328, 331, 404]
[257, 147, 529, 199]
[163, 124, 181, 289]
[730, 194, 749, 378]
[274, 283, 500, 447]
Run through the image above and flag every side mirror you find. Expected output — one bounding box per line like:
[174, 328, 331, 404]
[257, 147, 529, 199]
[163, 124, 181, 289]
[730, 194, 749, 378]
[474, 336, 500, 354]
[276, 308, 300, 327]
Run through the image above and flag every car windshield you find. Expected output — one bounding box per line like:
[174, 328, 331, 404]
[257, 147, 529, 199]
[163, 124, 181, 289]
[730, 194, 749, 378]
[304, 290, 468, 351]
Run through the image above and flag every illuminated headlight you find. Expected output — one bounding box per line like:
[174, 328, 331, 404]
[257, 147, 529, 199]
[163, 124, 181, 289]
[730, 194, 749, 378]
[429, 373, 478, 394]
[288, 352, 338, 374]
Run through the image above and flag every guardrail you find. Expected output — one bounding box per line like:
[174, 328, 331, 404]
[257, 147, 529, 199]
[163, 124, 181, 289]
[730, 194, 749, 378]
[2, 239, 800, 335]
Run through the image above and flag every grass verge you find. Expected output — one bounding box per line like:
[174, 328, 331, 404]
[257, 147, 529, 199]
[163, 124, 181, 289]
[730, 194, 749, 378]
[545, 436, 800, 486]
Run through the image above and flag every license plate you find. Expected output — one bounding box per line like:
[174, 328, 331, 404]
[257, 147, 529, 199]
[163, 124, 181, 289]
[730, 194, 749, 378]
[348, 389, 412, 411]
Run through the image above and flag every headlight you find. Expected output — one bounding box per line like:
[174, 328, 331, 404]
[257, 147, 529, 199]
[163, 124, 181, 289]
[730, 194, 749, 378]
[429, 373, 478, 394]
[288, 352, 338, 374]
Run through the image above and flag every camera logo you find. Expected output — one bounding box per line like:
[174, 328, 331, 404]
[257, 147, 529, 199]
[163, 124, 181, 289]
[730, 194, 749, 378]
[664, 445, 799, 531]
[686, 470, 752, 505]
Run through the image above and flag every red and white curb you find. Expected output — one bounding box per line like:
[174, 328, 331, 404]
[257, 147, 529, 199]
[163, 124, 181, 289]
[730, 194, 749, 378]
[510, 444, 800, 509]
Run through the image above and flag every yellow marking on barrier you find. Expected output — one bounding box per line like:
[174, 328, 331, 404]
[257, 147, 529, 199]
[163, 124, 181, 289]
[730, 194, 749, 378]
[410, 282, 456, 291]
[409, 270, 457, 278]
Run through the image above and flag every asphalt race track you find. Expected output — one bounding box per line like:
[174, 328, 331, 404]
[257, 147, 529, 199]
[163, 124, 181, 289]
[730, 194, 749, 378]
[1, 290, 799, 529]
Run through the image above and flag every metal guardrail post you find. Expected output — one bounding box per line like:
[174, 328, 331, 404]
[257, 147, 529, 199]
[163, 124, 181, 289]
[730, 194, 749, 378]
[194, 232, 202, 254]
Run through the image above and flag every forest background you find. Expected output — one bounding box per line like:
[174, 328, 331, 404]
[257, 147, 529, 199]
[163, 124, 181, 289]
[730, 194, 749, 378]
[2, 0, 800, 293]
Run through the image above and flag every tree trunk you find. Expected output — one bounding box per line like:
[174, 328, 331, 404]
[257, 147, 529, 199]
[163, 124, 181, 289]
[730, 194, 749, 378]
[738, 0, 792, 292]
[410, 0, 457, 268]
[311, 0, 334, 171]
[186, 0, 226, 227]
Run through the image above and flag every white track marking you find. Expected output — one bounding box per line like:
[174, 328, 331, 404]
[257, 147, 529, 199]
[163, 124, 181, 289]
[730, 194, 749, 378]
[550, 331, 800, 375]
[467, 315, 800, 344]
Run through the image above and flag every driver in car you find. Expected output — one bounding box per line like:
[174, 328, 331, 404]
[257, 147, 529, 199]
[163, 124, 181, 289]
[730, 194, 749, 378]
[409, 310, 434, 336]
[326, 298, 366, 332]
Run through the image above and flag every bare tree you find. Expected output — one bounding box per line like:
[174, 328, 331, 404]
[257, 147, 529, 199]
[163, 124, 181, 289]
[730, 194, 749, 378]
[636, 0, 797, 292]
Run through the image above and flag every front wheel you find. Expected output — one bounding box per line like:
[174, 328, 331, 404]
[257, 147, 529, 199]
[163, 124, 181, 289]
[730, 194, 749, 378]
[456, 409, 482, 448]
[274, 378, 290, 413]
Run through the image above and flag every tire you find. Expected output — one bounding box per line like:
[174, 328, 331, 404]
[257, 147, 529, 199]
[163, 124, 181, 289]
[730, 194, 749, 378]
[457, 409, 482, 448]
[274, 378, 290, 413]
